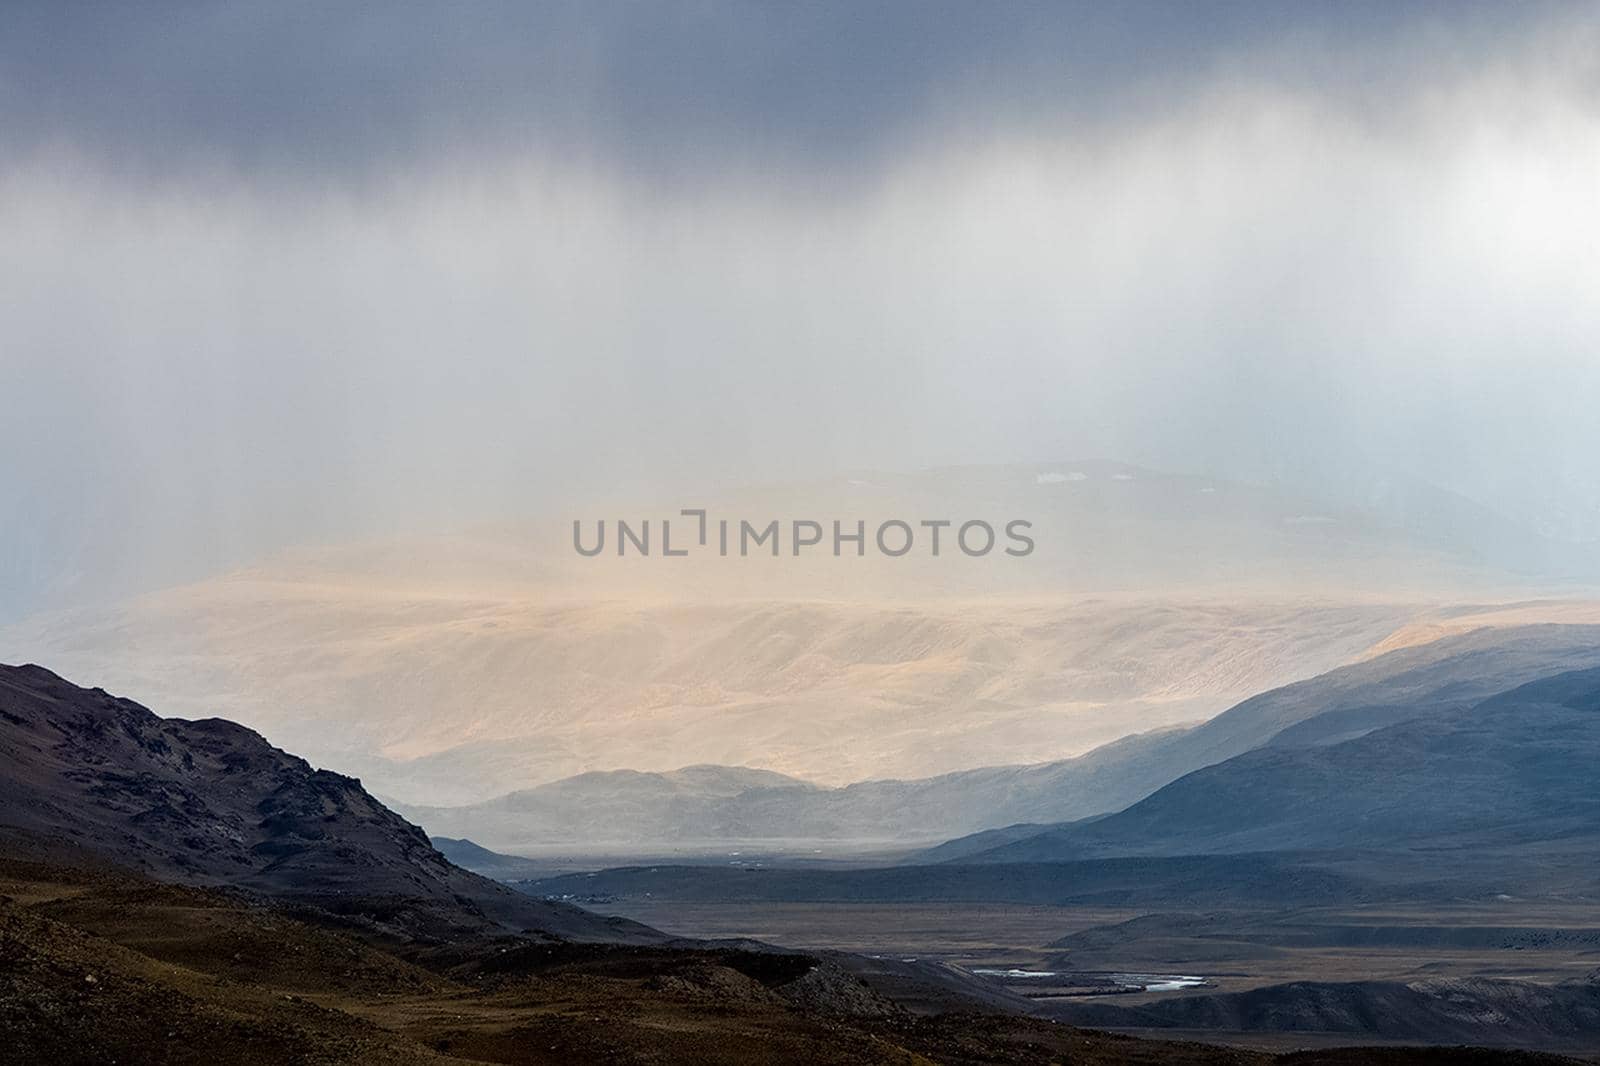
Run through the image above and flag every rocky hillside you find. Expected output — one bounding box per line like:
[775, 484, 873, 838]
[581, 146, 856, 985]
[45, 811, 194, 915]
[0, 663, 656, 943]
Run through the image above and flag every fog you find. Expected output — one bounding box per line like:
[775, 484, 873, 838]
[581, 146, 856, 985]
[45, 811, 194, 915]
[3, 2, 1600, 615]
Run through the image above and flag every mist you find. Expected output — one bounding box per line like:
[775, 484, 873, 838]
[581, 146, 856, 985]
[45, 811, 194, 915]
[3, 2, 1600, 615]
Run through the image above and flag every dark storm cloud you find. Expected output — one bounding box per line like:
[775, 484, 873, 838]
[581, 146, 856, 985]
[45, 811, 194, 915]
[3, 2, 1600, 617]
[0, 1, 1574, 186]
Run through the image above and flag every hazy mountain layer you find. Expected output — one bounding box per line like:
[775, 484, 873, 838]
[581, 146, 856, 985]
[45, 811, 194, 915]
[919, 623, 1600, 862]
[945, 665, 1600, 864]
[515, 641, 1600, 924]
[405, 623, 1600, 853]
[0, 584, 1417, 805]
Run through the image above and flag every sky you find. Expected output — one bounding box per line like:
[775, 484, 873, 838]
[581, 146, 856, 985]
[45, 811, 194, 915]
[3, 2, 1600, 614]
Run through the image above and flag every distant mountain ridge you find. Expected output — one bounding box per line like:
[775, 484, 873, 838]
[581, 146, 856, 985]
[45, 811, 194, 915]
[406, 624, 1600, 855]
[519, 631, 1600, 915]
[936, 664, 1600, 865]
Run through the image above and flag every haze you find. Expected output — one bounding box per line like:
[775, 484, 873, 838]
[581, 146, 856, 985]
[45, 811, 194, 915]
[3, 2, 1600, 616]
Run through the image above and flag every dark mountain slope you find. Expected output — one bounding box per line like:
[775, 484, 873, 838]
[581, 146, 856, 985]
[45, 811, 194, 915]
[1029, 624, 1600, 830]
[948, 667, 1600, 865]
[0, 663, 659, 943]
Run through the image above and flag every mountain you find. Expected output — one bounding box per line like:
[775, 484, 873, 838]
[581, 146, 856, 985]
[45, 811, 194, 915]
[403, 623, 1600, 854]
[0, 582, 1419, 805]
[515, 636, 1600, 912]
[916, 623, 1600, 862]
[934, 664, 1600, 870]
[401, 766, 820, 850]
[0, 662, 659, 943]
[431, 836, 554, 880]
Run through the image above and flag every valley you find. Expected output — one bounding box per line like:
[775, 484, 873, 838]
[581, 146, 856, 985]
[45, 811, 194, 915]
[15, 660, 1582, 1064]
[9, 619, 1600, 1058]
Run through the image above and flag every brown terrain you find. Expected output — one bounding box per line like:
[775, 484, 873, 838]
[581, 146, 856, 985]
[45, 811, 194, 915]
[3, 851, 1587, 1066]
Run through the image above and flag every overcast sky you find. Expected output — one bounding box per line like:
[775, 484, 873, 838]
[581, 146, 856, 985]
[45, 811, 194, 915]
[3, 2, 1599, 612]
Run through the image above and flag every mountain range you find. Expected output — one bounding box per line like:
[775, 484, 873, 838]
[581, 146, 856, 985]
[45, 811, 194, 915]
[494, 625, 1600, 1050]
[928, 663, 1600, 867]
[513, 622, 1600, 910]
[404, 622, 1600, 853]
